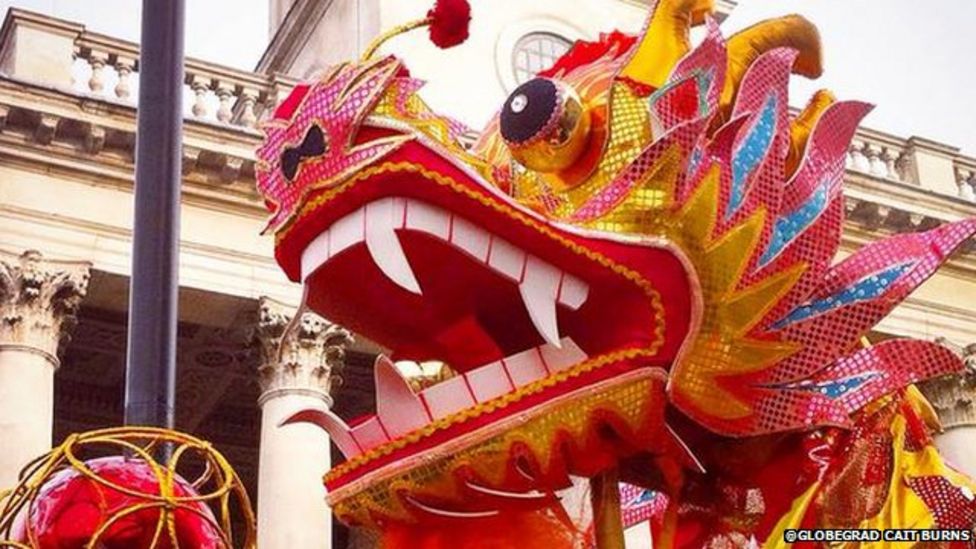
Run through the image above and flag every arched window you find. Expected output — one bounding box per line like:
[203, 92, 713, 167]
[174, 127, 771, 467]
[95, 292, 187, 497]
[511, 32, 573, 85]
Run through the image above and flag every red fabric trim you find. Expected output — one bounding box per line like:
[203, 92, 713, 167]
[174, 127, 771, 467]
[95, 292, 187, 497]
[273, 83, 311, 121]
[539, 31, 636, 79]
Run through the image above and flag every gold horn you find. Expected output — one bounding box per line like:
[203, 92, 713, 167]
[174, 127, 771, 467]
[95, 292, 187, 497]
[721, 15, 823, 112]
[786, 89, 835, 178]
[619, 0, 715, 90]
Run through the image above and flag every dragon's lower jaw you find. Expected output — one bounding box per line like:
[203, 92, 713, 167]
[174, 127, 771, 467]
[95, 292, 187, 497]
[319, 366, 672, 527]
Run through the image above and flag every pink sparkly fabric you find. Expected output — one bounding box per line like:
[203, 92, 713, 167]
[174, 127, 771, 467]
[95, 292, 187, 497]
[256, 57, 411, 231]
[658, 19, 725, 132]
[642, 30, 976, 434]
[619, 483, 667, 528]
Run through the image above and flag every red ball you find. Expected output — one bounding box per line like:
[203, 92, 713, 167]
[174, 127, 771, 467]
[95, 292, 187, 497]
[13, 457, 221, 548]
[427, 0, 471, 49]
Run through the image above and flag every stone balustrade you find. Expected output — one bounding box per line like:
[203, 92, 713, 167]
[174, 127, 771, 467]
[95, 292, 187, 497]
[1, 9, 297, 129]
[844, 130, 976, 203]
[846, 133, 911, 183]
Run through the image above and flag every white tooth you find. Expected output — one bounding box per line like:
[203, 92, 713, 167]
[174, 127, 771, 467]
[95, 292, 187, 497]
[465, 361, 512, 402]
[374, 356, 430, 437]
[279, 408, 361, 458]
[365, 199, 422, 294]
[503, 347, 548, 387]
[301, 229, 330, 282]
[405, 199, 450, 239]
[329, 207, 365, 257]
[403, 495, 500, 519]
[558, 272, 589, 310]
[451, 216, 491, 261]
[540, 338, 587, 372]
[419, 375, 475, 419]
[393, 359, 423, 377]
[350, 416, 389, 451]
[464, 480, 548, 501]
[519, 255, 562, 348]
[488, 237, 526, 280]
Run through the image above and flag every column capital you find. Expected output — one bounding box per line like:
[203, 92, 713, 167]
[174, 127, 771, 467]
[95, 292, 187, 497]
[253, 297, 353, 406]
[919, 338, 976, 429]
[0, 250, 91, 365]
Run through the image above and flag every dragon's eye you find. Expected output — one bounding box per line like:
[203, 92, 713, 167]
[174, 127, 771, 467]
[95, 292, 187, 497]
[281, 124, 328, 182]
[499, 77, 591, 173]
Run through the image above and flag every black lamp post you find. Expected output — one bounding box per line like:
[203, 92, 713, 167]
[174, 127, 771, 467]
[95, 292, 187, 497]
[124, 0, 185, 429]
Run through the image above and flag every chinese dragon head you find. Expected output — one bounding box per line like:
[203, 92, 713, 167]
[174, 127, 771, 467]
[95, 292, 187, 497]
[257, 0, 976, 546]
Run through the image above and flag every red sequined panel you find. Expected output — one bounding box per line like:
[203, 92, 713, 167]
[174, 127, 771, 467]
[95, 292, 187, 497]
[906, 476, 976, 529]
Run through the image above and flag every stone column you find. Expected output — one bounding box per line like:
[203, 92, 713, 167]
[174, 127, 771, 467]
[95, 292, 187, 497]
[254, 297, 352, 549]
[0, 250, 90, 488]
[918, 340, 976, 478]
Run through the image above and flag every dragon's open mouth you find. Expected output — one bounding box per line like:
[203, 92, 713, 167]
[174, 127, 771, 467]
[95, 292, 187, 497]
[303, 196, 594, 371]
[281, 142, 694, 484]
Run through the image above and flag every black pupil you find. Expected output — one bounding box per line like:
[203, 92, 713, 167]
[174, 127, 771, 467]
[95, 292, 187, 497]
[281, 124, 327, 181]
[500, 78, 558, 144]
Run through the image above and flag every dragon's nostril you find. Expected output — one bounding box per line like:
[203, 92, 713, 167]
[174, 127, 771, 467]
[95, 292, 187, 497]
[499, 77, 591, 173]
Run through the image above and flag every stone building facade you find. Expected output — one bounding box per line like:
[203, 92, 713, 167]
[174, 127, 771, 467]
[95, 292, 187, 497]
[0, 1, 974, 547]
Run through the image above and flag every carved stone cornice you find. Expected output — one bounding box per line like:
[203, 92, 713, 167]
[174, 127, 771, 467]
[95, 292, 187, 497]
[918, 338, 976, 429]
[0, 249, 91, 364]
[253, 296, 352, 406]
[843, 194, 963, 237]
[0, 77, 264, 213]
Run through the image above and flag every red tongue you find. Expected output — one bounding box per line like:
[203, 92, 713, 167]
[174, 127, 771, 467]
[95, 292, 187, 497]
[393, 315, 504, 371]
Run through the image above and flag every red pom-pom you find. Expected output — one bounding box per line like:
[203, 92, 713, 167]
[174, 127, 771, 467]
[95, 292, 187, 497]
[427, 0, 471, 49]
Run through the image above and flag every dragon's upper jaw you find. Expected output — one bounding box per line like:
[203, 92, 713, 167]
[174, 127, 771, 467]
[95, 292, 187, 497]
[283, 138, 694, 476]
